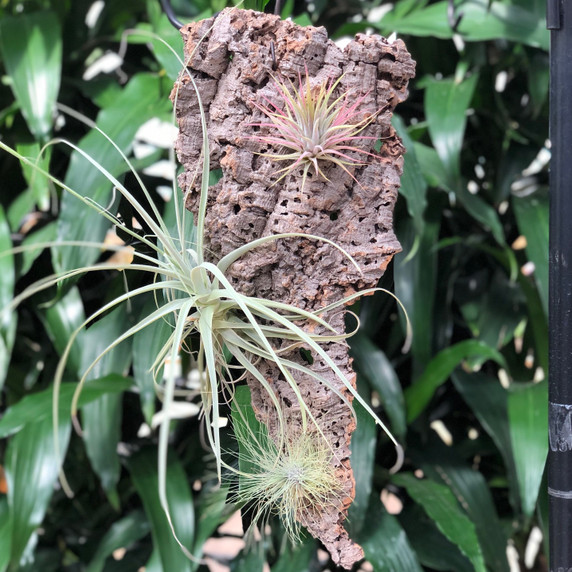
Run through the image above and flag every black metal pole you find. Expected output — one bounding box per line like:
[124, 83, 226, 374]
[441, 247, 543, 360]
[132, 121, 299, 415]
[548, 0, 572, 569]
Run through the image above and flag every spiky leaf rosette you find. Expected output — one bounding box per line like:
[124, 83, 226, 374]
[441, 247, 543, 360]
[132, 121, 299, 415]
[252, 73, 376, 187]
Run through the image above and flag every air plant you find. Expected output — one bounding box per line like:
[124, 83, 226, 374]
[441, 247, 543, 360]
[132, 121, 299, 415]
[1, 31, 409, 559]
[232, 394, 340, 544]
[252, 72, 378, 187]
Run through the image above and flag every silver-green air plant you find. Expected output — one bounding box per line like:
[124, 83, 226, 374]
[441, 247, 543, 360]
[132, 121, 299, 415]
[1, 30, 410, 558]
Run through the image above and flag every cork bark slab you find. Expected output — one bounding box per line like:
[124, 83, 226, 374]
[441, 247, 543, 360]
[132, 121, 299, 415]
[171, 8, 414, 568]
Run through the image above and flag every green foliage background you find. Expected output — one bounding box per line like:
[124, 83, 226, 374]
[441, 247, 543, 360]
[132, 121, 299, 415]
[0, 0, 548, 570]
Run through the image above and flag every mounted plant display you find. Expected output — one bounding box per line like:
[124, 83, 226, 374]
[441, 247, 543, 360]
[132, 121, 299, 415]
[172, 8, 414, 567]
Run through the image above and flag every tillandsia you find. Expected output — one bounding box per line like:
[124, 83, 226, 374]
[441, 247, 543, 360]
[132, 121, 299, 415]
[251, 72, 378, 188]
[0, 23, 410, 563]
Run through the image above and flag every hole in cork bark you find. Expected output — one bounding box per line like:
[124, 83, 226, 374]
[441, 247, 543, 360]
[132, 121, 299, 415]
[329, 211, 339, 221]
[233, 204, 241, 214]
[299, 348, 314, 365]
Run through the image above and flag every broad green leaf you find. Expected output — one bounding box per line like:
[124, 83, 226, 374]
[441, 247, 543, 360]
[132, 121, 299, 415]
[146, 0, 185, 82]
[413, 142, 450, 189]
[271, 536, 315, 572]
[425, 74, 478, 188]
[16, 143, 51, 211]
[0, 498, 11, 572]
[347, 379, 377, 539]
[350, 333, 406, 439]
[5, 414, 71, 568]
[394, 214, 440, 377]
[512, 191, 548, 316]
[378, 0, 548, 50]
[0, 11, 62, 141]
[452, 370, 520, 511]
[398, 502, 473, 572]
[86, 510, 150, 572]
[42, 285, 85, 376]
[358, 496, 423, 572]
[231, 546, 265, 572]
[53, 73, 171, 275]
[133, 300, 173, 424]
[80, 305, 132, 509]
[416, 447, 509, 572]
[191, 485, 229, 565]
[18, 221, 57, 277]
[0, 203, 15, 390]
[405, 340, 507, 422]
[508, 381, 548, 517]
[0, 375, 132, 439]
[128, 447, 194, 572]
[393, 473, 486, 572]
[393, 115, 427, 235]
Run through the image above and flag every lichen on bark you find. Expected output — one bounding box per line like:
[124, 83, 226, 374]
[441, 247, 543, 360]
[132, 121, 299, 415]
[171, 8, 415, 568]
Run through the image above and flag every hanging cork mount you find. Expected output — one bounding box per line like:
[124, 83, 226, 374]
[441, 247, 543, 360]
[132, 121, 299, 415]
[171, 8, 415, 569]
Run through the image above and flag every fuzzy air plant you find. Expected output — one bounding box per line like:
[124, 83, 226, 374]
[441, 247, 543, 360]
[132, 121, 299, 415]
[252, 72, 377, 187]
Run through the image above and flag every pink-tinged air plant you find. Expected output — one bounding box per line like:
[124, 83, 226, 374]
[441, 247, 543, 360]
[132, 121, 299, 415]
[252, 74, 378, 187]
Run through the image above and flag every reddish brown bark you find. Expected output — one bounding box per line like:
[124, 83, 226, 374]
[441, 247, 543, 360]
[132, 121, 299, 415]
[171, 8, 414, 568]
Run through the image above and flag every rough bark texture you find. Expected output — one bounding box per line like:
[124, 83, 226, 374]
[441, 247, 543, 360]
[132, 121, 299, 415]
[171, 8, 414, 568]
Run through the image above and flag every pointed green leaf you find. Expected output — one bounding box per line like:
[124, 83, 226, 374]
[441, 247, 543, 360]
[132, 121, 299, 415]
[0, 375, 132, 439]
[53, 73, 171, 275]
[393, 115, 427, 235]
[393, 473, 486, 572]
[128, 447, 194, 572]
[508, 381, 548, 517]
[5, 414, 71, 567]
[405, 340, 507, 422]
[80, 305, 133, 508]
[350, 333, 406, 439]
[86, 510, 150, 572]
[425, 74, 478, 188]
[0, 11, 62, 141]
[452, 370, 520, 511]
[0, 203, 15, 390]
[271, 536, 315, 572]
[133, 300, 173, 424]
[359, 496, 423, 572]
[347, 379, 377, 539]
[512, 191, 549, 316]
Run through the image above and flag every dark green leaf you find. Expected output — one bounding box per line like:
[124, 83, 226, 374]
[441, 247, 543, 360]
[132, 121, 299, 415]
[0, 375, 132, 439]
[271, 536, 315, 572]
[405, 340, 507, 422]
[393, 473, 486, 572]
[133, 300, 172, 424]
[394, 214, 440, 376]
[378, 1, 548, 50]
[358, 496, 423, 572]
[128, 447, 194, 572]
[508, 381, 548, 517]
[0, 498, 11, 572]
[5, 414, 71, 567]
[230, 545, 265, 572]
[398, 502, 473, 572]
[347, 379, 377, 539]
[512, 191, 548, 316]
[191, 485, 229, 563]
[80, 305, 133, 509]
[425, 74, 478, 188]
[417, 447, 509, 572]
[15, 143, 51, 211]
[393, 115, 427, 235]
[18, 222, 56, 277]
[0, 203, 15, 390]
[41, 285, 85, 376]
[86, 510, 150, 572]
[0, 11, 62, 141]
[350, 333, 406, 439]
[451, 370, 520, 511]
[53, 73, 171, 275]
